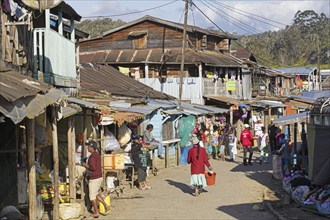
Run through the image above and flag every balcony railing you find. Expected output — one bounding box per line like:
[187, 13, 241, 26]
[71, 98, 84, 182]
[33, 28, 77, 87]
[137, 77, 244, 104]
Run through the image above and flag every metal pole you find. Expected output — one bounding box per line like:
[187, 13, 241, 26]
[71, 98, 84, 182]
[178, 0, 188, 109]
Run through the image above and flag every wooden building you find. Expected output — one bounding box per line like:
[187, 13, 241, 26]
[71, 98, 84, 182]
[79, 15, 245, 104]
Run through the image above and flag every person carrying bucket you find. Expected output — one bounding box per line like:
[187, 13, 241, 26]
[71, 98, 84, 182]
[187, 136, 213, 196]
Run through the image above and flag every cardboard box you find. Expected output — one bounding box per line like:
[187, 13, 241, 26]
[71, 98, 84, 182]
[103, 154, 125, 170]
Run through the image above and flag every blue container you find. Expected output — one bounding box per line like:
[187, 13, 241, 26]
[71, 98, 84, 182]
[180, 146, 193, 165]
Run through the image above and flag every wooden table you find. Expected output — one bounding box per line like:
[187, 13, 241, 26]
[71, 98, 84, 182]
[162, 138, 181, 168]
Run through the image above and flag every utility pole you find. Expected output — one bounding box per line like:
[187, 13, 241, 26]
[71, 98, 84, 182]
[317, 35, 321, 91]
[178, 0, 189, 109]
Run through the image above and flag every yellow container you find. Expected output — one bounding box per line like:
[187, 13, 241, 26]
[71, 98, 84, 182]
[99, 195, 111, 214]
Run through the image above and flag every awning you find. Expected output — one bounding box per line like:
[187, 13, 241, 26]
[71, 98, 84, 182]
[68, 97, 99, 109]
[204, 95, 245, 106]
[255, 100, 286, 108]
[192, 104, 228, 114]
[128, 30, 148, 37]
[273, 112, 308, 126]
[62, 104, 82, 119]
[110, 111, 144, 126]
[0, 88, 65, 124]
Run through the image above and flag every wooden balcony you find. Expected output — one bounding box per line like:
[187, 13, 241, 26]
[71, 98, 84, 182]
[33, 28, 77, 87]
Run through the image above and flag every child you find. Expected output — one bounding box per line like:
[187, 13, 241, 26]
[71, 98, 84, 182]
[210, 130, 219, 159]
[218, 130, 225, 161]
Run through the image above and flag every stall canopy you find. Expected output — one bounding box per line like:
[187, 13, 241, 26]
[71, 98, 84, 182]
[0, 69, 65, 124]
[273, 112, 308, 126]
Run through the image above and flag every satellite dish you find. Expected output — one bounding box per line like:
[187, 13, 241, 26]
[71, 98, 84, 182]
[22, 0, 63, 10]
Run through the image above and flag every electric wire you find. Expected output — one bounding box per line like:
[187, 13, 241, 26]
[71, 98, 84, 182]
[210, 0, 286, 27]
[192, 1, 286, 67]
[209, 0, 286, 29]
[201, 0, 263, 35]
[82, 0, 179, 19]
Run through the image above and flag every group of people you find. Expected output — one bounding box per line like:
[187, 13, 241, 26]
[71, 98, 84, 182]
[197, 124, 238, 162]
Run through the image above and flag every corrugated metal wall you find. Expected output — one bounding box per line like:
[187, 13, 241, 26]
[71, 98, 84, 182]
[138, 77, 204, 104]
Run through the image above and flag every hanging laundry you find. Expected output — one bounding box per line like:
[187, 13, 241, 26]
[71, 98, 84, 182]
[1, 0, 11, 14]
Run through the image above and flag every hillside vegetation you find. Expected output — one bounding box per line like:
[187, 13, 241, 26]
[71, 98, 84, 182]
[234, 10, 330, 68]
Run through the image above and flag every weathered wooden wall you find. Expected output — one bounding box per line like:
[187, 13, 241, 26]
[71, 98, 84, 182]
[80, 20, 227, 53]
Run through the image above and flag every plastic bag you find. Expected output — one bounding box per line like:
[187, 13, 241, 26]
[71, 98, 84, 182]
[178, 115, 196, 147]
[105, 127, 120, 151]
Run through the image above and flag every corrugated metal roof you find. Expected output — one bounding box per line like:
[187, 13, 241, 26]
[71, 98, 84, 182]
[0, 69, 66, 124]
[67, 97, 99, 109]
[275, 67, 317, 76]
[0, 70, 52, 102]
[273, 112, 308, 126]
[111, 105, 158, 115]
[50, 1, 82, 21]
[62, 104, 82, 118]
[255, 100, 286, 108]
[80, 48, 242, 67]
[204, 95, 244, 106]
[192, 104, 228, 114]
[80, 64, 171, 100]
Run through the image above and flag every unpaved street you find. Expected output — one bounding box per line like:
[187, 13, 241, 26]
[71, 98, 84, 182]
[87, 150, 277, 220]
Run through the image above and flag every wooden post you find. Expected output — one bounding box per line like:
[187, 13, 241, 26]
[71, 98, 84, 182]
[230, 106, 233, 125]
[51, 106, 59, 219]
[81, 109, 88, 204]
[100, 126, 105, 151]
[71, 117, 76, 202]
[68, 116, 76, 202]
[267, 107, 272, 133]
[27, 119, 36, 220]
[177, 142, 181, 166]
[294, 122, 298, 165]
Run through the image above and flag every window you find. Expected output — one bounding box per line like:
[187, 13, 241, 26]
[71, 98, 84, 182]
[128, 31, 148, 49]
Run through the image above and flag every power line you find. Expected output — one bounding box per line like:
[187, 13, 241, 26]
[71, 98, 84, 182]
[192, 1, 287, 67]
[209, 0, 286, 28]
[82, 0, 179, 19]
[201, 1, 263, 35]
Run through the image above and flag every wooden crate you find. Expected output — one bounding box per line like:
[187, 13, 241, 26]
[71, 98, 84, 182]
[103, 154, 125, 170]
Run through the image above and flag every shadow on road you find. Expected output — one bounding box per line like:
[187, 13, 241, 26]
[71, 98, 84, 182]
[165, 179, 192, 195]
[217, 203, 275, 220]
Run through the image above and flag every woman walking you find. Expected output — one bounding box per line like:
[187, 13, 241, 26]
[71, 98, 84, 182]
[258, 127, 269, 164]
[187, 136, 213, 196]
[227, 127, 237, 161]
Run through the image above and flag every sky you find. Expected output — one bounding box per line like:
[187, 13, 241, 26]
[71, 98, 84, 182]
[66, 0, 330, 35]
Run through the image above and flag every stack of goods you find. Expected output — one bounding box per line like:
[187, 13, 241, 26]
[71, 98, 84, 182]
[282, 169, 330, 217]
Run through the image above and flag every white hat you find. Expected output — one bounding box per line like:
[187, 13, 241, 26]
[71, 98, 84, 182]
[192, 137, 199, 145]
[271, 118, 275, 121]
[244, 124, 250, 128]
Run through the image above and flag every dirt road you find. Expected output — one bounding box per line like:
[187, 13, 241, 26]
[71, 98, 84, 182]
[86, 150, 277, 220]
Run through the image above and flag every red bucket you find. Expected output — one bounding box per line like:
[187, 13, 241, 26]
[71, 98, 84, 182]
[205, 172, 216, 186]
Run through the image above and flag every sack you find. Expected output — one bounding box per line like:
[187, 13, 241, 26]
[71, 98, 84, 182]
[272, 155, 283, 179]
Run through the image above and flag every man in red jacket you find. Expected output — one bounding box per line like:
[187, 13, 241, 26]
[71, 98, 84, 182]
[240, 124, 253, 166]
[83, 141, 109, 218]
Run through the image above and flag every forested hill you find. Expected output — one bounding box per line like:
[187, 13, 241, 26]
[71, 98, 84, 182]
[76, 10, 329, 69]
[234, 10, 330, 68]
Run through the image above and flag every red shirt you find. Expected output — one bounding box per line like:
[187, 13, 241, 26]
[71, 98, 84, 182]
[88, 151, 102, 180]
[240, 128, 253, 147]
[187, 145, 210, 175]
